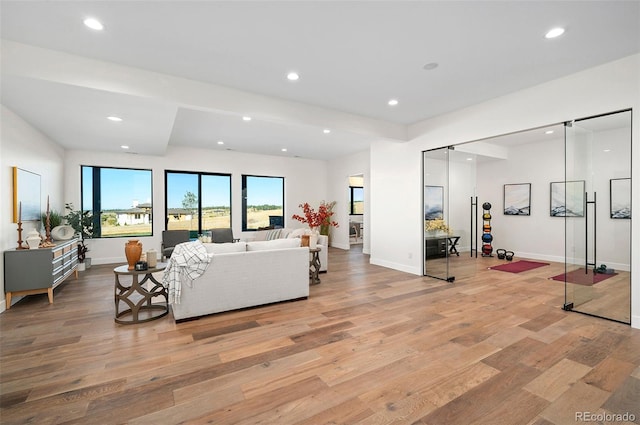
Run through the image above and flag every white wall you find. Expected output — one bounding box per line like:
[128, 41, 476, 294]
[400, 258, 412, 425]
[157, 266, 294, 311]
[371, 54, 640, 328]
[1, 105, 65, 311]
[63, 145, 328, 265]
[327, 149, 370, 253]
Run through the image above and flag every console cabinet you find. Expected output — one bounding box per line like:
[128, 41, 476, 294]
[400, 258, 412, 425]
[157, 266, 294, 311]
[425, 237, 447, 259]
[4, 238, 79, 309]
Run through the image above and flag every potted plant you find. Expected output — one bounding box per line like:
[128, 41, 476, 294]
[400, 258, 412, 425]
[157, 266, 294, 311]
[64, 203, 94, 270]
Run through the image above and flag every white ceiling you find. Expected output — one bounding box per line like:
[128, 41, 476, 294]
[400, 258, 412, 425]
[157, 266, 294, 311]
[1, 1, 639, 160]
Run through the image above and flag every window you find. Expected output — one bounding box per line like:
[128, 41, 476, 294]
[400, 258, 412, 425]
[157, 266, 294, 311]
[165, 171, 231, 237]
[81, 166, 153, 238]
[349, 186, 364, 215]
[242, 175, 284, 231]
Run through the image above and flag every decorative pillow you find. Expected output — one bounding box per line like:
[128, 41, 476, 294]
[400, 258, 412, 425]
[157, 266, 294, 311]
[265, 229, 282, 240]
[203, 242, 247, 254]
[287, 228, 307, 239]
[247, 238, 300, 251]
[252, 231, 268, 241]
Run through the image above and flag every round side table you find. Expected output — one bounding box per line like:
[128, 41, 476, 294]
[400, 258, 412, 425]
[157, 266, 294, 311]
[309, 247, 322, 285]
[113, 263, 168, 324]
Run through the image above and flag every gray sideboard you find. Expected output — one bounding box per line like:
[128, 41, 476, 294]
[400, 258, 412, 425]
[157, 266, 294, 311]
[4, 238, 79, 309]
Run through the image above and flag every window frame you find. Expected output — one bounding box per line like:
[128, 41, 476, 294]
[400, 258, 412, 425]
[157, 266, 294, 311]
[81, 165, 153, 238]
[349, 185, 364, 216]
[241, 174, 285, 231]
[164, 170, 232, 237]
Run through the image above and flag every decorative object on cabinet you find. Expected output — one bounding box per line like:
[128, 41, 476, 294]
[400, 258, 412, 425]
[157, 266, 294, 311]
[481, 202, 493, 257]
[610, 178, 631, 219]
[503, 183, 531, 216]
[12, 167, 41, 222]
[25, 229, 42, 249]
[550, 180, 585, 217]
[4, 238, 79, 309]
[424, 185, 444, 220]
[15, 201, 27, 250]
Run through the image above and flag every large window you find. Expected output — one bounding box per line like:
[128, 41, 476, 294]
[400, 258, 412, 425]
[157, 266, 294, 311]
[82, 166, 153, 238]
[242, 175, 284, 231]
[349, 186, 364, 215]
[165, 171, 231, 237]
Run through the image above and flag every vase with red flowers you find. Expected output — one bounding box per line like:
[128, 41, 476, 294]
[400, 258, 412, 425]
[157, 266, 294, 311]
[292, 202, 339, 247]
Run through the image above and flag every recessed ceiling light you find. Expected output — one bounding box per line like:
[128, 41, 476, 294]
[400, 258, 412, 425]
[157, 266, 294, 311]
[323, 129, 331, 134]
[281, 148, 288, 152]
[107, 116, 122, 122]
[287, 72, 299, 81]
[603, 149, 611, 152]
[545, 130, 554, 134]
[83, 17, 104, 31]
[242, 116, 252, 121]
[121, 145, 129, 149]
[217, 140, 224, 145]
[388, 99, 399, 106]
[545, 27, 565, 39]
[466, 157, 473, 161]
[423, 62, 439, 70]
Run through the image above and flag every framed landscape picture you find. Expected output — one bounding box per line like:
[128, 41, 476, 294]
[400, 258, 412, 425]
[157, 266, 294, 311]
[503, 183, 531, 216]
[550, 180, 585, 217]
[610, 178, 631, 219]
[424, 185, 443, 220]
[12, 167, 41, 222]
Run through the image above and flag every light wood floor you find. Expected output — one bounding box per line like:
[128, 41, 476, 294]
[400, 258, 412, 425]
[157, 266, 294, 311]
[1, 247, 639, 425]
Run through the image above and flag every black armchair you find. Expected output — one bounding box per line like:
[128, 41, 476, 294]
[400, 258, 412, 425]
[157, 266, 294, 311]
[162, 230, 190, 260]
[210, 228, 240, 243]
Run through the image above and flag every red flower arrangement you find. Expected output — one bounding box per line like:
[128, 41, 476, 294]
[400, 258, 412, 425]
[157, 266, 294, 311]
[292, 202, 339, 229]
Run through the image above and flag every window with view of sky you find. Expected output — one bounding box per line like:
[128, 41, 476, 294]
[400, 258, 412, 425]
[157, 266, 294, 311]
[242, 175, 284, 230]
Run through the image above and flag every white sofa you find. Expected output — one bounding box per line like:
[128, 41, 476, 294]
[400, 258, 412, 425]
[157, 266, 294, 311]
[251, 228, 329, 272]
[170, 239, 309, 321]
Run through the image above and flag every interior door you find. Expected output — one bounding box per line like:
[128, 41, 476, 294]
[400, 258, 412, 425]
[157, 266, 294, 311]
[564, 110, 632, 324]
[423, 147, 450, 281]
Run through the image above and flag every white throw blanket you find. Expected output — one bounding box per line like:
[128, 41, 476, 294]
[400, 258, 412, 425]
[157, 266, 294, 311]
[162, 240, 210, 304]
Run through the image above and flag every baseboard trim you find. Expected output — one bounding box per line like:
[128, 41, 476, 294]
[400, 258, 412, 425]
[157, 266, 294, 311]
[369, 257, 421, 276]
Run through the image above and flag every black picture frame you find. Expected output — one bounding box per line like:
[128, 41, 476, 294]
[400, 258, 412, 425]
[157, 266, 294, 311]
[503, 183, 531, 216]
[610, 178, 631, 219]
[550, 180, 585, 217]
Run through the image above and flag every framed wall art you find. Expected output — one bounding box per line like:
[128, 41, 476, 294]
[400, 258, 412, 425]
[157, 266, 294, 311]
[503, 183, 531, 216]
[550, 180, 585, 217]
[424, 185, 444, 220]
[12, 167, 41, 222]
[610, 178, 631, 219]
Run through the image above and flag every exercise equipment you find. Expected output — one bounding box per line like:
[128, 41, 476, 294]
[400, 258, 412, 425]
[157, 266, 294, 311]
[482, 202, 493, 257]
[496, 249, 506, 259]
[505, 251, 514, 261]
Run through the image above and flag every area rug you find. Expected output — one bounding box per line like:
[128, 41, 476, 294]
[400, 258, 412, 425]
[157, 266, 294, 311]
[549, 268, 617, 286]
[488, 260, 550, 273]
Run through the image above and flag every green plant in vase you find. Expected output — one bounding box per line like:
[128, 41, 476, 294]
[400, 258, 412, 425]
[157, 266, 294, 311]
[64, 203, 94, 265]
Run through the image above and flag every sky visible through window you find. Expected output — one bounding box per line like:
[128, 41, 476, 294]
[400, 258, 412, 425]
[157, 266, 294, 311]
[166, 173, 230, 209]
[83, 167, 152, 210]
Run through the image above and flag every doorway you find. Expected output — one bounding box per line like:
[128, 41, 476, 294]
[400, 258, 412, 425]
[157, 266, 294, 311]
[422, 110, 632, 325]
[349, 174, 364, 247]
[563, 110, 632, 324]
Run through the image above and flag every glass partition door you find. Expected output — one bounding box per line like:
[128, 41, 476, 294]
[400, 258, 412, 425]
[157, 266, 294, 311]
[424, 148, 450, 280]
[564, 110, 632, 324]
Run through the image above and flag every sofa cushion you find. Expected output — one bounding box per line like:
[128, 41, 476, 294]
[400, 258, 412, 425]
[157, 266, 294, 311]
[265, 229, 283, 240]
[204, 242, 247, 254]
[287, 228, 307, 239]
[247, 238, 300, 251]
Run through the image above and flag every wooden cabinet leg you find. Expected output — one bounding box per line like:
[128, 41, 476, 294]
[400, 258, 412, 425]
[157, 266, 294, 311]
[6, 292, 12, 310]
[47, 288, 54, 304]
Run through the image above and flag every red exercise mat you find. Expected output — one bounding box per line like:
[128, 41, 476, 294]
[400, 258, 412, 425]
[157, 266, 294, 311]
[549, 268, 617, 285]
[488, 260, 550, 273]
